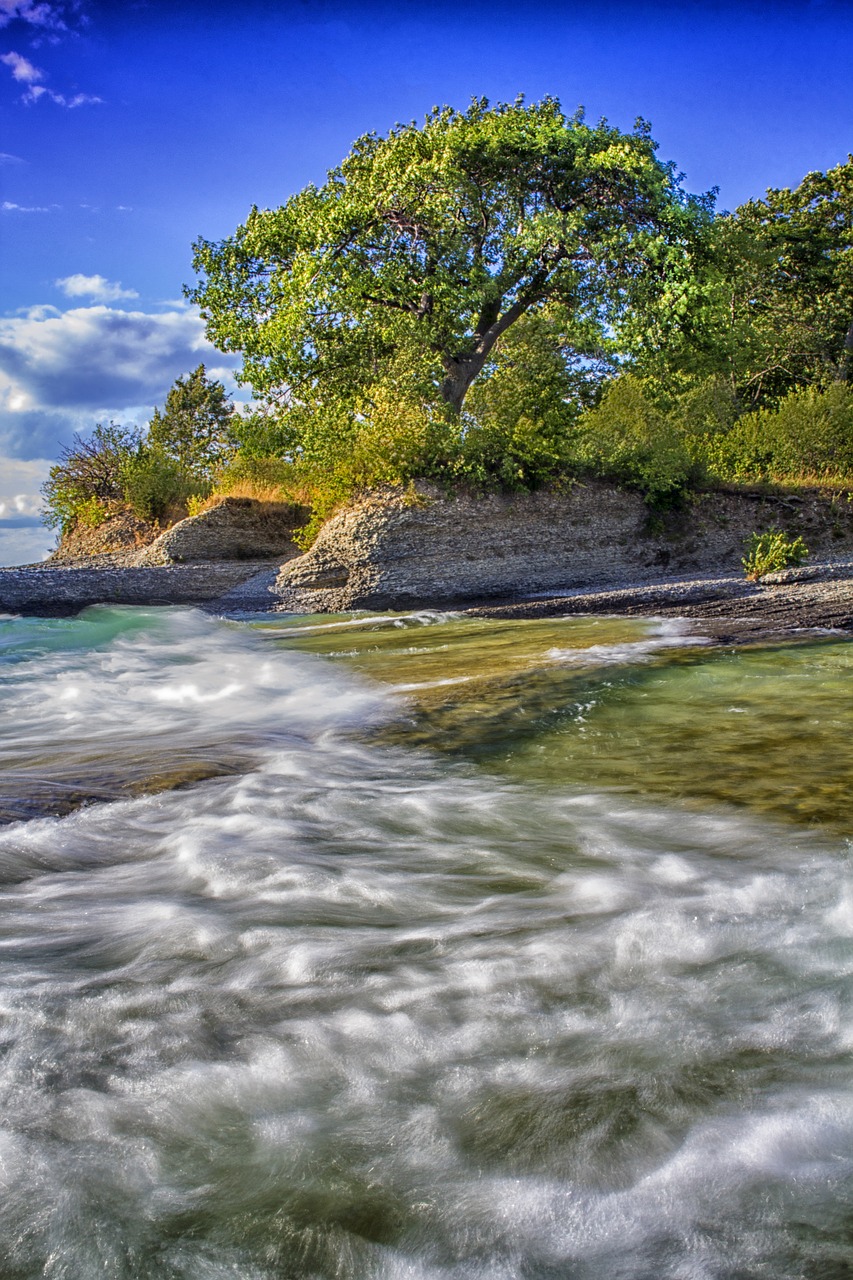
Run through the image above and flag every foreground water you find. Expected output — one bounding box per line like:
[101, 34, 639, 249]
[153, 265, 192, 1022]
[0, 606, 852, 1279]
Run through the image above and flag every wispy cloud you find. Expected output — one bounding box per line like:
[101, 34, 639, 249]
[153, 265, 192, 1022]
[0, 1, 82, 33]
[1, 198, 53, 211]
[0, 150, 23, 163]
[1, 44, 101, 106]
[56, 273, 138, 302]
[24, 82, 101, 106]
[0, 48, 40, 80]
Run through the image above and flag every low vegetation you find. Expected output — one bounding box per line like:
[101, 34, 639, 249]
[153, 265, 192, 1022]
[742, 531, 810, 581]
[42, 99, 853, 548]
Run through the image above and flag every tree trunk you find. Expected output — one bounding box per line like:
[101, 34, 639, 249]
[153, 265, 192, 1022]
[440, 353, 489, 412]
[439, 278, 549, 410]
[840, 319, 853, 383]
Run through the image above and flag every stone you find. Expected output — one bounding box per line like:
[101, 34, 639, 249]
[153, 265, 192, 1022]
[274, 482, 853, 612]
[134, 496, 305, 565]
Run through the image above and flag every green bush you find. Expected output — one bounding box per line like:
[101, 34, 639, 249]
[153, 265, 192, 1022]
[706, 383, 853, 484]
[41, 422, 141, 533]
[119, 447, 205, 523]
[571, 375, 694, 504]
[73, 496, 113, 529]
[742, 529, 809, 580]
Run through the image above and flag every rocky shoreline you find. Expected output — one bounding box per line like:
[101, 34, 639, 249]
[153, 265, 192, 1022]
[3, 556, 853, 646]
[0, 561, 283, 616]
[467, 561, 853, 643]
[4, 485, 853, 643]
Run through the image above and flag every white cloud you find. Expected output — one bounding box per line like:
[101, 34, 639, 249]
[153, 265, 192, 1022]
[0, 456, 50, 502]
[0, 151, 23, 162]
[0, 303, 241, 459]
[0, 454, 53, 566]
[22, 81, 101, 107]
[0, 522, 53, 566]
[2, 199, 53, 211]
[0, 491, 41, 518]
[56, 273, 138, 302]
[1, 43, 101, 108]
[0, 1, 79, 32]
[0, 50, 42, 81]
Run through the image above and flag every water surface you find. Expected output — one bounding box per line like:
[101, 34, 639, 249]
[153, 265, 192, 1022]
[0, 605, 851, 1279]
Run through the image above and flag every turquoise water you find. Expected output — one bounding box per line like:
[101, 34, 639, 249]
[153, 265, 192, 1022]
[0, 605, 851, 1278]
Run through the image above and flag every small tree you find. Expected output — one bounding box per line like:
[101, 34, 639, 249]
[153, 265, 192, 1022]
[147, 364, 237, 479]
[41, 421, 141, 532]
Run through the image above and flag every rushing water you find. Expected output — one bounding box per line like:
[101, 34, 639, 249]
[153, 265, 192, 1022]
[0, 605, 852, 1279]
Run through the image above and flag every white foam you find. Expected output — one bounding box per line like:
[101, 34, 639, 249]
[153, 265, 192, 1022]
[0, 608, 849, 1276]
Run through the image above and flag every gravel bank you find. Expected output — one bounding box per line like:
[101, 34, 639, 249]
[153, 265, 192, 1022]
[468, 559, 853, 643]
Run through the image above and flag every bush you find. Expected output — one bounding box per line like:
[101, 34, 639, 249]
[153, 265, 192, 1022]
[213, 453, 305, 502]
[571, 376, 694, 503]
[742, 529, 809, 580]
[706, 383, 853, 485]
[41, 422, 141, 532]
[119, 447, 206, 523]
[72, 496, 113, 529]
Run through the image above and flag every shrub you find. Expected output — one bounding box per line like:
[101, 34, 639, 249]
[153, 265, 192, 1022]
[742, 529, 809, 580]
[119, 447, 206, 523]
[41, 422, 141, 532]
[213, 453, 305, 503]
[571, 375, 693, 504]
[73, 496, 113, 529]
[706, 383, 853, 485]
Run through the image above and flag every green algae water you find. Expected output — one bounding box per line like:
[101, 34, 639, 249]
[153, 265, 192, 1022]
[0, 604, 852, 1278]
[268, 609, 853, 831]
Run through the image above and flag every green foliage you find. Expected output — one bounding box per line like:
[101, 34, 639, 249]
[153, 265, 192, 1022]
[705, 383, 853, 484]
[185, 493, 208, 518]
[147, 364, 237, 478]
[649, 157, 853, 408]
[214, 452, 301, 495]
[73, 496, 112, 529]
[742, 530, 809, 580]
[41, 422, 141, 533]
[570, 376, 694, 503]
[229, 408, 299, 460]
[459, 310, 610, 487]
[189, 96, 711, 426]
[119, 447, 206, 523]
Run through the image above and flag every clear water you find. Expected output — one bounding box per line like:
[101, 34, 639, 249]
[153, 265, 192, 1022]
[0, 605, 852, 1279]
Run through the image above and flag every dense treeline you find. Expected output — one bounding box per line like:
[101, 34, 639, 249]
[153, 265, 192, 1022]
[43, 98, 853, 543]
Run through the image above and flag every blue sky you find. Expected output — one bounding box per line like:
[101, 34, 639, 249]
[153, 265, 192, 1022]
[1, 0, 852, 563]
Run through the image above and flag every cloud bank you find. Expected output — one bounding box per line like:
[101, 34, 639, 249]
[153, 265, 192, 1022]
[0, 0, 82, 33]
[0, 301, 241, 459]
[0, 455, 54, 566]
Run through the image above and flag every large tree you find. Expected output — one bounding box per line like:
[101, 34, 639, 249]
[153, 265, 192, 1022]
[725, 157, 853, 404]
[188, 97, 712, 417]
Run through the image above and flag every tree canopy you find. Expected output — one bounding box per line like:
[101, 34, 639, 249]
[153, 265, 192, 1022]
[660, 157, 853, 407]
[188, 96, 713, 416]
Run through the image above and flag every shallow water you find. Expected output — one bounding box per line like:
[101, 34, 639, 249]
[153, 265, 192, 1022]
[0, 605, 851, 1278]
